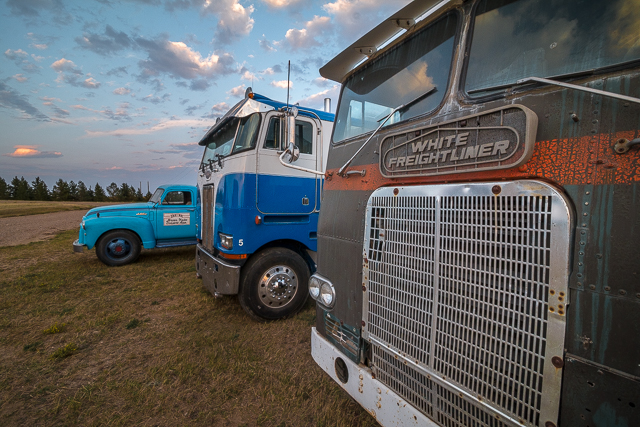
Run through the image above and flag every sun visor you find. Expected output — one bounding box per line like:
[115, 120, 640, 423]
[319, 0, 449, 83]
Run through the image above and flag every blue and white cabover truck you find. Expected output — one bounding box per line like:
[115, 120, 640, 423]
[195, 89, 334, 321]
[73, 185, 198, 266]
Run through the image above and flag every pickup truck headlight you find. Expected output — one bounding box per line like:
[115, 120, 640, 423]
[309, 274, 335, 308]
[218, 232, 233, 250]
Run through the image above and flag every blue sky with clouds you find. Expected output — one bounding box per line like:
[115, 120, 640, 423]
[0, 0, 410, 190]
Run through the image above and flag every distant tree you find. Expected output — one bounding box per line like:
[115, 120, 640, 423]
[86, 185, 95, 201]
[77, 181, 89, 201]
[135, 187, 144, 201]
[52, 179, 71, 201]
[31, 177, 49, 200]
[106, 182, 119, 200]
[94, 183, 106, 201]
[0, 177, 8, 200]
[68, 181, 78, 201]
[145, 190, 153, 200]
[119, 183, 133, 201]
[10, 176, 32, 200]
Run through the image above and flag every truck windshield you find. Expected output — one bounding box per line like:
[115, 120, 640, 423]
[149, 188, 164, 204]
[466, 0, 640, 94]
[201, 113, 262, 168]
[332, 13, 457, 143]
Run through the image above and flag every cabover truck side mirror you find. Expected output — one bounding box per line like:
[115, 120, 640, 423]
[285, 106, 300, 163]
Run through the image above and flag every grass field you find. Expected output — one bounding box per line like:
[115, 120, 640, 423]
[0, 230, 377, 426]
[0, 201, 116, 218]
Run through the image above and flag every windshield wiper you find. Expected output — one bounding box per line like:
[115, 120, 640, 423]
[514, 76, 640, 105]
[338, 86, 437, 176]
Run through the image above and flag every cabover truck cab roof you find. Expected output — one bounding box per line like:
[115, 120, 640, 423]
[309, 1, 640, 426]
[73, 184, 197, 266]
[195, 90, 334, 320]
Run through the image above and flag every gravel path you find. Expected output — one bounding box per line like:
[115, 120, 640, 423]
[0, 210, 86, 247]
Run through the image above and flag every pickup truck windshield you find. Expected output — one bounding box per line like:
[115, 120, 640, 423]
[466, 0, 640, 94]
[201, 113, 262, 168]
[332, 13, 457, 143]
[149, 188, 164, 204]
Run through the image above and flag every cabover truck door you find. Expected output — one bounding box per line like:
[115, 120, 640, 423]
[256, 112, 320, 215]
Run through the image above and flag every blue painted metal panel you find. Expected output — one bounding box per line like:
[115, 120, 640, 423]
[214, 172, 318, 255]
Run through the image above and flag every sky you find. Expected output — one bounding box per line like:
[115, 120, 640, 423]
[0, 0, 411, 191]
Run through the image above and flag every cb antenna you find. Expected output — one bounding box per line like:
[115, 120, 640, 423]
[286, 60, 291, 109]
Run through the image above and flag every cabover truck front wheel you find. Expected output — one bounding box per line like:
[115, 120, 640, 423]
[95, 230, 141, 266]
[239, 247, 310, 321]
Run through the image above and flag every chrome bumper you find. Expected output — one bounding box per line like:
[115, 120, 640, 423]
[195, 244, 240, 295]
[73, 239, 85, 253]
[311, 328, 437, 427]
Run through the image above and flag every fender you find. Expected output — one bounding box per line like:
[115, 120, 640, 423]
[83, 216, 156, 249]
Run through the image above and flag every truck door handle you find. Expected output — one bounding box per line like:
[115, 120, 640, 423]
[186, 208, 195, 211]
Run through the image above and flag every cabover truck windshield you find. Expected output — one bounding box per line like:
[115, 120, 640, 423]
[195, 89, 334, 321]
[309, 1, 640, 426]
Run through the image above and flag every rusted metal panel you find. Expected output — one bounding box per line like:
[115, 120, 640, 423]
[560, 355, 639, 427]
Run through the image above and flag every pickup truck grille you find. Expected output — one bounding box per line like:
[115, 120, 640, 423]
[202, 184, 215, 251]
[362, 181, 571, 427]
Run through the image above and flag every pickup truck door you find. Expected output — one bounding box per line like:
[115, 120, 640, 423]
[155, 190, 197, 242]
[256, 113, 320, 214]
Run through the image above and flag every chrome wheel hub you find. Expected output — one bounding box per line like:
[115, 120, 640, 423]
[259, 265, 298, 307]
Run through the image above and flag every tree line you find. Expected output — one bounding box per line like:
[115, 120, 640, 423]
[0, 176, 153, 202]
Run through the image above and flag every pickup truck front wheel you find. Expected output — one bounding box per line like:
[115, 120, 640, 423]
[239, 247, 309, 321]
[96, 230, 141, 266]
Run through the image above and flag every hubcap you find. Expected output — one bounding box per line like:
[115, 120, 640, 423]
[259, 265, 298, 307]
[106, 238, 131, 259]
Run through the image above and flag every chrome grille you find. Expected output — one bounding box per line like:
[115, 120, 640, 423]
[363, 181, 570, 427]
[202, 184, 215, 251]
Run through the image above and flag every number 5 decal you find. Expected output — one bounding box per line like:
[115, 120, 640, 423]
[239, 239, 244, 247]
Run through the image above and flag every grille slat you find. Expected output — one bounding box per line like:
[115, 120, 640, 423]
[363, 182, 570, 427]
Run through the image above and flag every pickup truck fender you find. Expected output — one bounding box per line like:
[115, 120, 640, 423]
[83, 217, 156, 250]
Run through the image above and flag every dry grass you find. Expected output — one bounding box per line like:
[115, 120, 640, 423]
[0, 201, 116, 218]
[0, 230, 376, 427]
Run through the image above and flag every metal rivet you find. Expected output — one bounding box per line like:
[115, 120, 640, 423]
[552, 356, 564, 368]
[596, 254, 603, 259]
[585, 192, 590, 195]
[590, 285, 596, 290]
[619, 290, 626, 296]
[492, 185, 501, 195]
[604, 286, 611, 291]
[393, 188, 399, 196]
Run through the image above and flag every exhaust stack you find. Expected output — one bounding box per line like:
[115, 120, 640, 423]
[324, 98, 331, 113]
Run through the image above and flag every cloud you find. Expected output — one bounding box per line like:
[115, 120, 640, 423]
[4, 49, 42, 73]
[75, 25, 133, 56]
[284, 16, 332, 51]
[259, 35, 277, 52]
[51, 58, 82, 74]
[3, 145, 62, 158]
[6, 0, 73, 24]
[202, 0, 255, 44]
[323, 0, 412, 40]
[106, 66, 129, 77]
[51, 58, 102, 89]
[113, 87, 132, 95]
[83, 118, 206, 138]
[296, 85, 341, 110]
[42, 101, 70, 118]
[136, 37, 235, 84]
[13, 74, 28, 83]
[271, 80, 292, 89]
[141, 93, 171, 104]
[312, 77, 332, 88]
[227, 84, 246, 97]
[261, 0, 303, 7]
[0, 82, 50, 121]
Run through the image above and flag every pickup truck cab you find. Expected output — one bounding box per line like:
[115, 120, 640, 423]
[73, 185, 198, 266]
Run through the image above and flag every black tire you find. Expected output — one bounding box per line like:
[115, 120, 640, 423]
[95, 230, 141, 266]
[238, 247, 310, 321]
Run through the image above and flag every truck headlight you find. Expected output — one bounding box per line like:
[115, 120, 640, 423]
[309, 274, 335, 308]
[218, 232, 233, 250]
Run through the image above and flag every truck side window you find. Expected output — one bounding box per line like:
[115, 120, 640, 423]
[264, 117, 281, 149]
[163, 191, 191, 205]
[296, 121, 313, 154]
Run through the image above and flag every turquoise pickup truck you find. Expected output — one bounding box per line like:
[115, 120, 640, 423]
[73, 184, 198, 266]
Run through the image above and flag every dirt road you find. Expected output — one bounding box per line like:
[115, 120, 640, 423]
[0, 210, 86, 247]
